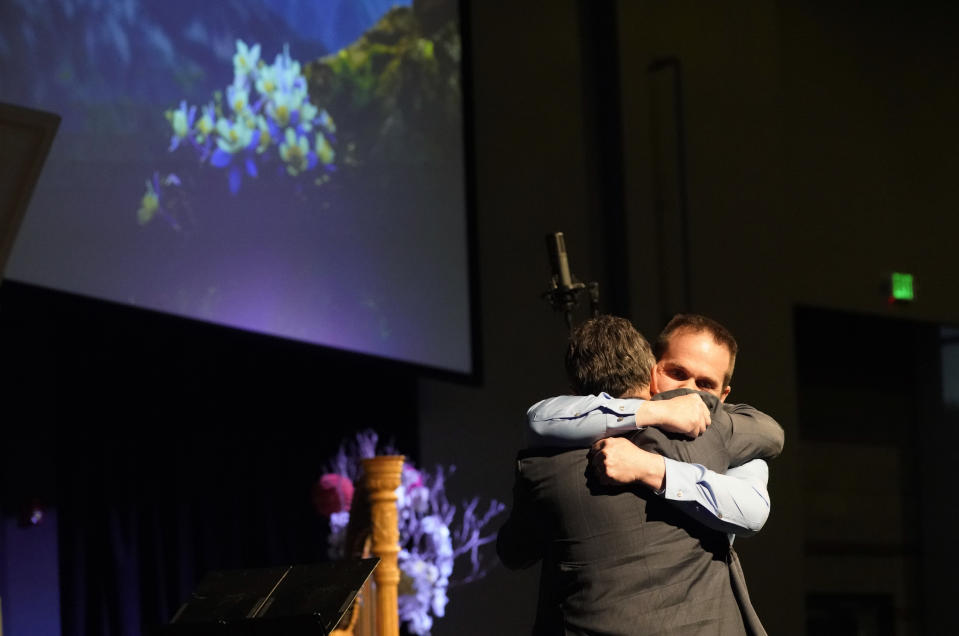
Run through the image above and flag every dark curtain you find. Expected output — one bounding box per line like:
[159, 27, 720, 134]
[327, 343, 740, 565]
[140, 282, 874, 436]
[0, 281, 419, 636]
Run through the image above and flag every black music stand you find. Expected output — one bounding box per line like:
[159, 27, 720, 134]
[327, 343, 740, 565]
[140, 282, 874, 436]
[0, 102, 60, 280]
[147, 558, 379, 636]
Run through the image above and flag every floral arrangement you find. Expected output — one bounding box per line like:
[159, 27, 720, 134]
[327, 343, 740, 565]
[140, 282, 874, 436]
[313, 430, 505, 635]
[138, 40, 337, 228]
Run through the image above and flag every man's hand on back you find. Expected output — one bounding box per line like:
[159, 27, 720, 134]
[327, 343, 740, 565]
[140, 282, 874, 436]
[589, 437, 666, 490]
[634, 393, 710, 438]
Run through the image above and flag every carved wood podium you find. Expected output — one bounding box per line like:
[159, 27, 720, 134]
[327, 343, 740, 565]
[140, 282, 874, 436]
[148, 457, 404, 636]
[331, 455, 404, 636]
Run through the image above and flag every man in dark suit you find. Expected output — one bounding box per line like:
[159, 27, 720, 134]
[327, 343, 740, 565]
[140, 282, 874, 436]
[496, 315, 782, 635]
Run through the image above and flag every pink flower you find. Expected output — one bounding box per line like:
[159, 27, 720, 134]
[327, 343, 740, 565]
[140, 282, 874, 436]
[312, 473, 354, 516]
[402, 464, 423, 490]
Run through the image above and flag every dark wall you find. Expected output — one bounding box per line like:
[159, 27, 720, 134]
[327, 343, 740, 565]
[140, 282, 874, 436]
[420, 1, 959, 635]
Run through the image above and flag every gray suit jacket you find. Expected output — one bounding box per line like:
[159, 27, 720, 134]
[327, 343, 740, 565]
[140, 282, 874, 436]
[497, 389, 783, 635]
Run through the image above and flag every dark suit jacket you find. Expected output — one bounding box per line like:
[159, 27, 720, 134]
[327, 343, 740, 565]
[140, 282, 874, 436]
[497, 389, 783, 635]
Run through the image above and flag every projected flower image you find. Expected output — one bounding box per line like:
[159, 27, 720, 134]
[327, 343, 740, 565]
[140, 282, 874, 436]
[314, 430, 505, 635]
[139, 40, 337, 227]
[137, 171, 183, 229]
[3, 0, 473, 376]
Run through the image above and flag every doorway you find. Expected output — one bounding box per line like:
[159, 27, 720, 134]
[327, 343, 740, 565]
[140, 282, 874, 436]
[795, 306, 956, 635]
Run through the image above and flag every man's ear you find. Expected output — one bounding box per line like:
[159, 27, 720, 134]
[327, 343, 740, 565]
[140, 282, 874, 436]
[650, 365, 661, 395]
[720, 385, 731, 403]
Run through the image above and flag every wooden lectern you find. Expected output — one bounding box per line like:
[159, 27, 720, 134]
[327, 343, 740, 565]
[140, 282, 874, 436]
[331, 455, 405, 636]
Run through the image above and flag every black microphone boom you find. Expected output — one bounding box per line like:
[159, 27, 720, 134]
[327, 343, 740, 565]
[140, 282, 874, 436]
[545, 231, 573, 290]
[542, 232, 600, 330]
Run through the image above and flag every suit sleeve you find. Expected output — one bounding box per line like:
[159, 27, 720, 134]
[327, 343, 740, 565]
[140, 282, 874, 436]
[496, 458, 543, 569]
[722, 402, 784, 466]
[629, 424, 731, 473]
[628, 390, 728, 469]
[631, 389, 783, 470]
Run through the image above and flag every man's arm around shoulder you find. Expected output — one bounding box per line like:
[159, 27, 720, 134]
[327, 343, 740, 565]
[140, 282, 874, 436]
[722, 402, 785, 465]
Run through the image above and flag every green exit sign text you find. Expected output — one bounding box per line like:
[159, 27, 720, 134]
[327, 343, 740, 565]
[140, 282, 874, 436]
[890, 272, 915, 303]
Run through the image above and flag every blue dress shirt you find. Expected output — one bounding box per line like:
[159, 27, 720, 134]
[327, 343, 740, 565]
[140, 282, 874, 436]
[527, 393, 771, 536]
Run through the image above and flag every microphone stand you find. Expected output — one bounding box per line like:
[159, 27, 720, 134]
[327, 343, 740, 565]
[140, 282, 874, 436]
[543, 277, 600, 332]
[542, 232, 600, 331]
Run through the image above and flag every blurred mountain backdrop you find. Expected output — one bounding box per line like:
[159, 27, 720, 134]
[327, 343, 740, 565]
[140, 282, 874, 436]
[0, 0, 411, 131]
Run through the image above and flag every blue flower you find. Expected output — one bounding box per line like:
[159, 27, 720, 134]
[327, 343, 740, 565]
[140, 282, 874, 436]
[168, 100, 196, 151]
[142, 41, 340, 220]
[252, 115, 273, 154]
[210, 117, 257, 194]
[137, 172, 182, 229]
[255, 64, 279, 98]
[279, 127, 315, 176]
[195, 103, 216, 140]
[232, 40, 261, 84]
[266, 87, 302, 128]
[315, 131, 335, 166]
[226, 83, 251, 116]
[317, 109, 336, 134]
[137, 173, 161, 224]
[272, 44, 303, 92]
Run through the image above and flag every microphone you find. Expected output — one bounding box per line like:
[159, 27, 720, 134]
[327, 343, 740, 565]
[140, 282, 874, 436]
[542, 232, 599, 330]
[545, 232, 573, 290]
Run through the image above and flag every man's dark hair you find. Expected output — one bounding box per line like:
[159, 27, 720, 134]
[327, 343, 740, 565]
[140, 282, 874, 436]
[565, 315, 654, 397]
[654, 313, 739, 387]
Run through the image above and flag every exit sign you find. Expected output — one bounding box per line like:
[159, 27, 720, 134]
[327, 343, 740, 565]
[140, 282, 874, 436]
[889, 272, 915, 303]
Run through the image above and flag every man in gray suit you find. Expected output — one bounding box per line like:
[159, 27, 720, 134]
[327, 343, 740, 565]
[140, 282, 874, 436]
[497, 315, 782, 635]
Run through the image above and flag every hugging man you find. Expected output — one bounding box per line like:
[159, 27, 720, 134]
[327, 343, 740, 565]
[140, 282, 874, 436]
[497, 314, 783, 635]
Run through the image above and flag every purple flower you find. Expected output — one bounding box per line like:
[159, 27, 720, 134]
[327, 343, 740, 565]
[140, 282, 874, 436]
[320, 430, 504, 635]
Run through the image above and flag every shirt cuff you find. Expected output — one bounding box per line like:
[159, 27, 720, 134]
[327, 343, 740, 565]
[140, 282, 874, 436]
[660, 456, 706, 502]
[603, 412, 638, 436]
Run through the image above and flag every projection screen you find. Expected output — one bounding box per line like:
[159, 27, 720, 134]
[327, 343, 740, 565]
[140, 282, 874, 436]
[0, 0, 474, 375]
